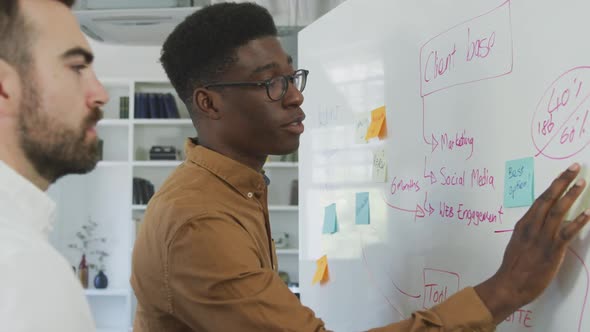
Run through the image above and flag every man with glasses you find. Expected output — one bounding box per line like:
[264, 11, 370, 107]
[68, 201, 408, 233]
[131, 2, 590, 331]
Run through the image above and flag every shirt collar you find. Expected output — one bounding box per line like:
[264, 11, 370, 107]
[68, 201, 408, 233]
[185, 138, 268, 198]
[0, 161, 56, 236]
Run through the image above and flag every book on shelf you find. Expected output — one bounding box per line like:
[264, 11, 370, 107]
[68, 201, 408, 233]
[134, 92, 180, 119]
[119, 96, 129, 119]
[163, 93, 180, 118]
[132, 177, 155, 205]
[147, 93, 159, 119]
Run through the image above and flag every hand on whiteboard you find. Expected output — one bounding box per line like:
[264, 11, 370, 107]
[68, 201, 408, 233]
[475, 163, 590, 325]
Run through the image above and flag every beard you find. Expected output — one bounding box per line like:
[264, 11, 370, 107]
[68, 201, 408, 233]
[17, 77, 103, 184]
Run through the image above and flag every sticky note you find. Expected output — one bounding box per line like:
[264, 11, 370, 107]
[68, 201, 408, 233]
[312, 255, 330, 285]
[504, 157, 534, 207]
[365, 106, 387, 140]
[322, 203, 338, 234]
[354, 112, 371, 144]
[355, 192, 370, 225]
[567, 165, 590, 220]
[372, 149, 387, 182]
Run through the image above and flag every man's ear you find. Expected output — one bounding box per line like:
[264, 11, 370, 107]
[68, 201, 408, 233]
[193, 88, 222, 120]
[0, 59, 21, 116]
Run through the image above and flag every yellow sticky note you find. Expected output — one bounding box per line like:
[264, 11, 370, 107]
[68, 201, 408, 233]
[365, 106, 387, 140]
[312, 255, 330, 285]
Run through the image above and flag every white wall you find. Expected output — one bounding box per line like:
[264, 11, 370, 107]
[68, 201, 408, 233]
[89, 39, 166, 80]
[89, 34, 298, 80]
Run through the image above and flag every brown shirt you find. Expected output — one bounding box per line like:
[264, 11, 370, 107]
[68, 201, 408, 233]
[131, 139, 495, 331]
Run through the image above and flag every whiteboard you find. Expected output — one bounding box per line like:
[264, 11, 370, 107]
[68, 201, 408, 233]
[297, 0, 590, 331]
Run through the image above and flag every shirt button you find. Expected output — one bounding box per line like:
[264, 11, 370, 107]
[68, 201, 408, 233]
[247, 192, 253, 198]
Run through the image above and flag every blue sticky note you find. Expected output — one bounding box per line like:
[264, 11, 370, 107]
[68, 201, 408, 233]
[504, 157, 535, 207]
[322, 203, 338, 234]
[355, 192, 370, 225]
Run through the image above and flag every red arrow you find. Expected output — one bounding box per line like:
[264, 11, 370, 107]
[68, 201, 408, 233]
[422, 192, 435, 216]
[431, 133, 439, 152]
[423, 157, 437, 184]
[381, 192, 422, 219]
[415, 204, 425, 219]
[390, 278, 421, 299]
[427, 203, 435, 216]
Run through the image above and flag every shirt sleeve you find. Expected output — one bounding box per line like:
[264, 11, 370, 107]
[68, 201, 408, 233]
[369, 287, 495, 331]
[167, 217, 494, 331]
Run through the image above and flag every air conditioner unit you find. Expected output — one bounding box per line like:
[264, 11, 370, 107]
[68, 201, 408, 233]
[75, 7, 196, 45]
[75, 0, 345, 46]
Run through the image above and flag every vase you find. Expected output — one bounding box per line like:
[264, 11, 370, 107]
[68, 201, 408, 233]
[94, 270, 109, 289]
[78, 254, 88, 289]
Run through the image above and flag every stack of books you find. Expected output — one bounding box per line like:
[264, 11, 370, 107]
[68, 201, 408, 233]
[133, 177, 155, 205]
[134, 93, 180, 119]
[119, 96, 129, 119]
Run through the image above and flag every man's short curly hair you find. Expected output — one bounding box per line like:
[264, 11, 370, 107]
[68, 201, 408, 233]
[160, 2, 277, 110]
[0, 0, 75, 75]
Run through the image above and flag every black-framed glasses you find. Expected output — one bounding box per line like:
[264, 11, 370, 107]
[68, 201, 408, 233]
[203, 69, 309, 101]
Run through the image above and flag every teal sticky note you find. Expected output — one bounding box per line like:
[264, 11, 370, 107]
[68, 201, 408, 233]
[355, 192, 370, 225]
[322, 203, 338, 234]
[504, 157, 535, 207]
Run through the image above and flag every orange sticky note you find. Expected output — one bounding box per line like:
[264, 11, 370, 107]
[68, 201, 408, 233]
[365, 106, 387, 140]
[312, 255, 330, 285]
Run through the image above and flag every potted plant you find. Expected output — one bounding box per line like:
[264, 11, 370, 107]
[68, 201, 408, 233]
[68, 217, 108, 289]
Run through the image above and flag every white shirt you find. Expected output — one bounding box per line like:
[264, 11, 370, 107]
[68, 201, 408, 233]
[0, 161, 95, 331]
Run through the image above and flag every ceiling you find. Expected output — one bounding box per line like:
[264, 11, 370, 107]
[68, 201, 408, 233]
[73, 0, 346, 46]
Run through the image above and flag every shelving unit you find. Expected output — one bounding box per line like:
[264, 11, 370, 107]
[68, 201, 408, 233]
[269, 205, 299, 212]
[96, 161, 128, 168]
[131, 160, 183, 167]
[133, 119, 193, 125]
[85, 289, 130, 297]
[49, 78, 300, 331]
[276, 249, 299, 255]
[98, 119, 130, 127]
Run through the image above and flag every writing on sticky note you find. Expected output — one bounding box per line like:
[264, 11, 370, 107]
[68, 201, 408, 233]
[322, 203, 338, 234]
[312, 255, 330, 285]
[504, 157, 534, 207]
[373, 149, 387, 182]
[354, 112, 370, 144]
[355, 192, 370, 225]
[365, 106, 387, 140]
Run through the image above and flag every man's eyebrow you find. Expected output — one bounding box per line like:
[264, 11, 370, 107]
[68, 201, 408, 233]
[61, 47, 94, 64]
[252, 62, 279, 74]
[251, 55, 294, 74]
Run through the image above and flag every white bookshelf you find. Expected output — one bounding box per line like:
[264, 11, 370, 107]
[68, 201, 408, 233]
[96, 329, 127, 332]
[276, 249, 299, 255]
[264, 161, 298, 168]
[98, 119, 130, 127]
[49, 78, 300, 331]
[131, 205, 147, 211]
[132, 119, 193, 125]
[132, 160, 183, 167]
[268, 205, 298, 212]
[85, 289, 129, 297]
[97, 161, 128, 168]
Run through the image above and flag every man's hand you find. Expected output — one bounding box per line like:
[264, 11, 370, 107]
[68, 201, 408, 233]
[475, 163, 590, 324]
